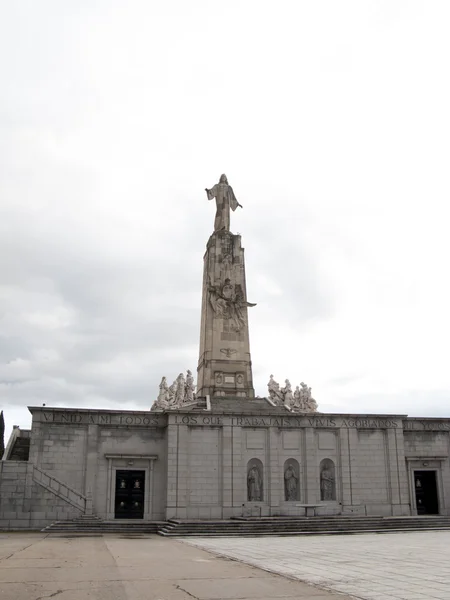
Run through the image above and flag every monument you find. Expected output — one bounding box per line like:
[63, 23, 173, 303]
[197, 174, 256, 398]
[151, 175, 317, 410]
[1, 174, 449, 529]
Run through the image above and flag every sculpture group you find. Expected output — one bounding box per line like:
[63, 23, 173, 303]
[209, 277, 256, 332]
[151, 370, 196, 411]
[268, 376, 318, 412]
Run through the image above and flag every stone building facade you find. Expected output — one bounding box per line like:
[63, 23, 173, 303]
[1, 405, 450, 528]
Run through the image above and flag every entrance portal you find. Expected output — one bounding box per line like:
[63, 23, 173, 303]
[115, 470, 145, 519]
[414, 470, 438, 515]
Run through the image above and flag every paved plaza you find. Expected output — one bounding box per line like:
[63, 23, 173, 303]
[184, 531, 450, 600]
[0, 532, 351, 600]
[1, 531, 449, 599]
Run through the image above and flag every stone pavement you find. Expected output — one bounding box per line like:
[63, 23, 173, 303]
[183, 531, 450, 600]
[0, 532, 352, 599]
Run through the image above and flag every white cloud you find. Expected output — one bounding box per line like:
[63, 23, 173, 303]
[1, 0, 450, 441]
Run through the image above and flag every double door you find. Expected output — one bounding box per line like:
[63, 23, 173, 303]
[115, 470, 145, 519]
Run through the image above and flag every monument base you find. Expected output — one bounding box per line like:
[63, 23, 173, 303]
[0, 405, 449, 529]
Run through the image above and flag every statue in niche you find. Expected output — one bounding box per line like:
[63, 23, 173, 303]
[284, 464, 298, 501]
[320, 461, 336, 501]
[205, 174, 243, 232]
[247, 465, 262, 501]
[120, 479, 126, 489]
[133, 480, 141, 489]
[184, 369, 196, 404]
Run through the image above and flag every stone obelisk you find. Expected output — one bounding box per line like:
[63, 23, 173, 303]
[196, 175, 256, 399]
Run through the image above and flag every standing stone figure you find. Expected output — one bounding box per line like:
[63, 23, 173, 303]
[174, 373, 185, 406]
[284, 464, 298, 501]
[282, 379, 294, 409]
[151, 376, 171, 410]
[158, 377, 170, 404]
[320, 462, 336, 501]
[168, 379, 178, 403]
[247, 465, 262, 501]
[293, 386, 302, 409]
[184, 369, 196, 404]
[268, 375, 283, 405]
[205, 174, 242, 232]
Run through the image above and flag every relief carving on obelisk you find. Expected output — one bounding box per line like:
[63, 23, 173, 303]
[208, 277, 256, 332]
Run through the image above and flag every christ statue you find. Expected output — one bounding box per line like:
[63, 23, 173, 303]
[205, 174, 242, 232]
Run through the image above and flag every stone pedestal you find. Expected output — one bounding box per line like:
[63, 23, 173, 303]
[197, 231, 255, 398]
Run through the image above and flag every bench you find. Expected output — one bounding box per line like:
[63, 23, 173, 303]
[295, 503, 322, 517]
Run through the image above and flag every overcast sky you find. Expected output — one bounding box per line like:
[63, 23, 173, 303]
[1, 1, 450, 440]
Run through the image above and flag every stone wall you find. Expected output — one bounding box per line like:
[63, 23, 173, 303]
[27, 408, 168, 522]
[166, 413, 414, 519]
[0, 461, 82, 530]
[30, 422, 87, 492]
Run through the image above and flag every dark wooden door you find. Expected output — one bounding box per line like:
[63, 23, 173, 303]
[115, 470, 145, 519]
[414, 470, 438, 515]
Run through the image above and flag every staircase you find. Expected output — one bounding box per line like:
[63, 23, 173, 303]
[32, 465, 87, 513]
[158, 515, 450, 537]
[43, 515, 165, 535]
[6, 429, 31, 461]
[42, 514, 450, 537]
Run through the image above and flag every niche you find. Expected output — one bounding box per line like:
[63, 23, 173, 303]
[247, 459, 263, 501]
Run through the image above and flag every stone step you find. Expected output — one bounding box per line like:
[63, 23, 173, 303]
[42, 519, 165, 534]
[43, 516, 450, 537]
[158, 516, 450, 537]
[163, 521, 450, 528]
[158, 526, 450, 537]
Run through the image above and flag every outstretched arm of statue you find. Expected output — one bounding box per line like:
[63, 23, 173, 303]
[205, 185, 217, 201]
